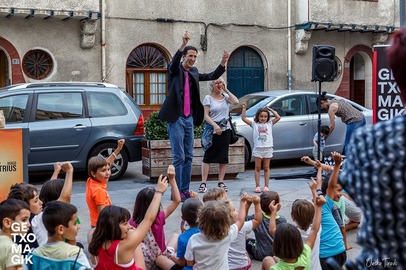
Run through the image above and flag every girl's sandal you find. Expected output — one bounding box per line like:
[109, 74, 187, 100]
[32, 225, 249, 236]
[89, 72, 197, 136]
[218, 182, 229, 192]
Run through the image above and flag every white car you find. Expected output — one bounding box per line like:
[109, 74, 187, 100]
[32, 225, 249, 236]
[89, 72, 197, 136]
[230, 90, 373, 164]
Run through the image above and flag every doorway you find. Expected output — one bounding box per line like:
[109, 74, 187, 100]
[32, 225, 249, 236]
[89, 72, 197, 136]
[349, 52, 372, 108]
[227, 46, 265, 98]
[0, 49, 9, 87]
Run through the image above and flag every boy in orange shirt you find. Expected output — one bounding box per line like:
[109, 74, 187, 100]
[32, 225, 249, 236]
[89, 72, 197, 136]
[86, 139, 124, 228]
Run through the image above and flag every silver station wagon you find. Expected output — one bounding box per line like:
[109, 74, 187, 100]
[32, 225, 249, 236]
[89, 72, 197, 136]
[230, 90, 373, 164]
[0, 82, 145, 180]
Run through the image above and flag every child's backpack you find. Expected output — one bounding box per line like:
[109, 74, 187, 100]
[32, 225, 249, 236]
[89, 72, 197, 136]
[27, 247, 91, 270]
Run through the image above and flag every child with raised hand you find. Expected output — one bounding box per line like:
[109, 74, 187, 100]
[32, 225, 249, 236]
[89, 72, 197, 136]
[228, 194, 262, 270]
[262, 177, 326, 270]
[169, 198, 203, 270]
[130, 165, 181, 270]
[0, 198, 31, 270]
[242, 103, 281, 193]
[262, 175, 325, 270]
[88, 174, 169, 270]
[31, 161, 74, 246]
[290, 198, 322, 270]
[246, 191, 287, 261]
[86, 139, 125, 228]
[30, 201, 91, 269]
[184, 194, 250, 269]
[316, 152, 346, 268]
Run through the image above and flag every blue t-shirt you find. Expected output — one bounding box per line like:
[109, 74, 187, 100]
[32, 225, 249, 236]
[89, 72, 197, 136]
[320, 196, 345, 258]
[177, 227, 200, 270]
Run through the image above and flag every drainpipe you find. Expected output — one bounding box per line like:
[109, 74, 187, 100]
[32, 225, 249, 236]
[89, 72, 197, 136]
[101, 0, 106, 82]
[287, 0, 292, 91]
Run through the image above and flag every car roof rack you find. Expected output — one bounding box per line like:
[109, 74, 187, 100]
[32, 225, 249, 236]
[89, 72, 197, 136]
[8, 82, 119, 90]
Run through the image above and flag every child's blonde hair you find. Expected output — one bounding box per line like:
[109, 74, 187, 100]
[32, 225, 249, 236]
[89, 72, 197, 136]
[202, 187, 227, 203]
[198, 200, 233, 241]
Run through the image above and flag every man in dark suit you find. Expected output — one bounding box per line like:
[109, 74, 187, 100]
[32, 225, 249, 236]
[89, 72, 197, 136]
[159, 31, 229, 200]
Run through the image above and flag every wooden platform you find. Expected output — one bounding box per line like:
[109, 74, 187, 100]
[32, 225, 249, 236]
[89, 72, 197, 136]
[142, 138, 245, 182]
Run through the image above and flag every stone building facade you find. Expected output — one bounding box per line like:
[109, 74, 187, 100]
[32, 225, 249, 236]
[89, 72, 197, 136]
[0, 0, 399, 115]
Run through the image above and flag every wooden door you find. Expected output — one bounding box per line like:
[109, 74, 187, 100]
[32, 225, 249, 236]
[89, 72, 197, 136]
[0, 50, 7, 87]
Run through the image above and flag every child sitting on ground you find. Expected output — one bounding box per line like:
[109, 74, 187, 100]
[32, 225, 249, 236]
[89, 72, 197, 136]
[301, 155, 362, 232]
[202, 187, 228, 203]
[290, 198, 322, 270]
[315, 152, 347, 268]
[30, 201, 91, 269]
[246, 190, 287, 261]
[169, 198, 203, 270]
[8, 183, 43, 251]
[185, 195, 250, 269]
[302, 155, 358, 250]
[31, 161, 74, 246]
[130, 165, 181, 270]
[88, 174, 169, 270]
[262, 175, 324, 270]
[86, 139, 125, 228]
[262, 177, 325, 270]
[228, 194, 262, 270]
[0, 198, 31, 270]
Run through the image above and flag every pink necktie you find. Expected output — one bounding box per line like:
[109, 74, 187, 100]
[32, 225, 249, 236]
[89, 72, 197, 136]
[184, 71, 190, 117]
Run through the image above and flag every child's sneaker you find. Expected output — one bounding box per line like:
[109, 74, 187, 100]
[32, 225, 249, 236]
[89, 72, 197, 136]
[180, 190, 191, 202]
[263, 186, 270, 192]
[198, 182, 207, 193]
[255, 186, 261, 193]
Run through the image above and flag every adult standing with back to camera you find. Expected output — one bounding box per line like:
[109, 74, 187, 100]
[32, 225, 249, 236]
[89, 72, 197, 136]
[158, 31, 229, 201]
[339, 26, 406, 270]
[198, 77, 239, 193]
[319, 92, 365, 155]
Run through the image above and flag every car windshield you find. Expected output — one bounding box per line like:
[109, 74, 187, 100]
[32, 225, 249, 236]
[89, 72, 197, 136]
[229, 95, 276, 117]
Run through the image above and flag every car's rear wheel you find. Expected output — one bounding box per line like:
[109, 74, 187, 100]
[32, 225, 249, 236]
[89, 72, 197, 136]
[90, 143, 129, 181]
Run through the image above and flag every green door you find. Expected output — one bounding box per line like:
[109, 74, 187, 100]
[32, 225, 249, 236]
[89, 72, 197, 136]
[227, 47, 264, 98]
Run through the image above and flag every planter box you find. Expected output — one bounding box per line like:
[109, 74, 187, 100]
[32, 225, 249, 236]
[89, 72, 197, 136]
[142, 138, 245, 181]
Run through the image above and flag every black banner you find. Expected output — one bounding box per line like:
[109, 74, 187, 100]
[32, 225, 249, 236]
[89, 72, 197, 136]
[373, 45, 404, 123]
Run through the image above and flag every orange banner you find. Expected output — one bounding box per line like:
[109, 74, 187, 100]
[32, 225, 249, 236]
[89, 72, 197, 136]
[0, 129, 25, 202]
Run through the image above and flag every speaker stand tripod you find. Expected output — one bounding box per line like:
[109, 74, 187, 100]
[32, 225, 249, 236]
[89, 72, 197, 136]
[316, 80, 322, 162]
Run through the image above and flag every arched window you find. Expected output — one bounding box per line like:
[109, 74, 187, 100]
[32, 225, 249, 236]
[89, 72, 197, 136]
[227, 47, 264, 98]
[126, 44, 169, 109]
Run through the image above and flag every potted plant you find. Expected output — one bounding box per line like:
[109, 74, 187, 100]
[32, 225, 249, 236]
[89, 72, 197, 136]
[142, 111, 244, 181]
